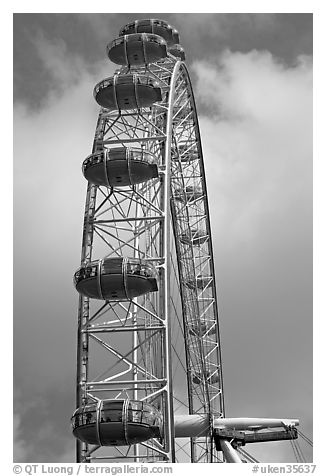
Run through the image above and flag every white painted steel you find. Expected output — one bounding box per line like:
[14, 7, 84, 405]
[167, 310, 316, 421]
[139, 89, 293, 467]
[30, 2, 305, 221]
[219, 439, 243, 463]
[75, 24, 224, 464]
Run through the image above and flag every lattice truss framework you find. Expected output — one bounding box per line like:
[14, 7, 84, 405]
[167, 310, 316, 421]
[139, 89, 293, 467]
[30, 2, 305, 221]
[76, 56, 224, 463]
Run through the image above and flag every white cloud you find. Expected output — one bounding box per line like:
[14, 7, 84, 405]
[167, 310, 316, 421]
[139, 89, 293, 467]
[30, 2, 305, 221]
[13, 413, 28, 462]
[192, 50, 312, 250]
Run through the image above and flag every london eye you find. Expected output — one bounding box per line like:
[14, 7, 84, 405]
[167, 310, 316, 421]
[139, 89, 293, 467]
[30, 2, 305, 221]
[71, 18, 308, 463]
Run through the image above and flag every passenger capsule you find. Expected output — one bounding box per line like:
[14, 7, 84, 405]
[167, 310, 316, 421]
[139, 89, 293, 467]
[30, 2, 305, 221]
[72, 399, 162, 446]
[74, 257, 158, 301]
[192, 371, 220, 385]
[168, 44, 186, 61]
[94, 74, 162, 110]
[119, 19, 179, 46]
[107, 33, 167, 66]
[189, 319, 217, 337]
[179, 228, 208, 246]
[82, 147, 159, 187]
[174, 185, 203, 203]
[185, 275, 213, 290]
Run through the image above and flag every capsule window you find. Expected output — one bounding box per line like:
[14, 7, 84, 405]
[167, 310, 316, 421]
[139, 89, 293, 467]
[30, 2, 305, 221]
[129, 401, 143, 423]
[84, 267, 92, 278]
[143, 411, 155, 426]
[74, 269, 82, 284]
[132, 410, 142, 423]
[71, 411, 79, 428]
[136, 151, 154, 164]
[114, 37, 124, 46]
[140, 264, 152, 278]
[101, 258, 123, 275]
[82, 409, 97, 426]
[122, 24, 132, 31]
[108, 147, 127, 160]
[126, 262, 155, 278]
[101, 401, 123, 422]
[83, 157, 91, 169]
[72, 415, 81, 428]
[127, 262, 142, 276]
[90, 266, 97, 277]
[100, 78, 113, 90]
[94, 153, 103, 164]
[75, 264, 97, 282]
[142, 404, 157, 425]
[138, 20, 150, 28]
[141, 411, 151, 425]
[72, 404, 97, 428]
[117, 75, 134, 85]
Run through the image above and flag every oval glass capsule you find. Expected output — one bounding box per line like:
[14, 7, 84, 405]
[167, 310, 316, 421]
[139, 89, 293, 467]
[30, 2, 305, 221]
[82, 147, 159, 187]
[119, 19, 179, 46]
[107, 33, 167, 65]
[74, 257, 158, 301]
[94, 74, 162, 110]
[72, 399, 162, 446]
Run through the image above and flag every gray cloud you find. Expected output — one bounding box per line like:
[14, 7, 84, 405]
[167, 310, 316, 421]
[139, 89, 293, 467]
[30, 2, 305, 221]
[14, 13, 312, 110]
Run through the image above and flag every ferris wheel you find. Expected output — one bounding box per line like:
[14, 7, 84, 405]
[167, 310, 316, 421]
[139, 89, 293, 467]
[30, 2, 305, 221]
[71, 19, 303, 464]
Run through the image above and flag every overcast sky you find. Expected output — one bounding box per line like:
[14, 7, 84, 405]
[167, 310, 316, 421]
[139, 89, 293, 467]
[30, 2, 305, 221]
[13, 12, 313, 463]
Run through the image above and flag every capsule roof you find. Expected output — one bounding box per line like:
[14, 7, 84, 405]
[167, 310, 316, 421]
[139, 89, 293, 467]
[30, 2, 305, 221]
[119, 19, 179, 46]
